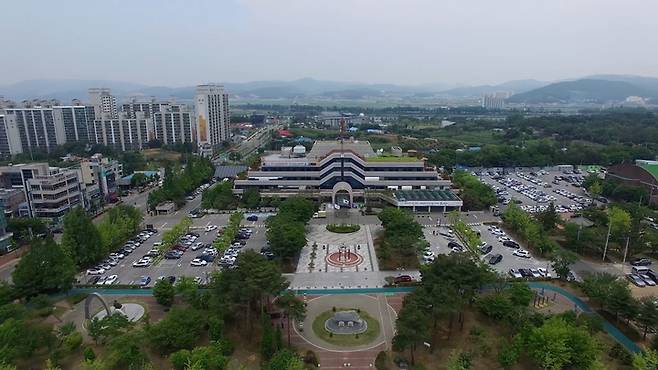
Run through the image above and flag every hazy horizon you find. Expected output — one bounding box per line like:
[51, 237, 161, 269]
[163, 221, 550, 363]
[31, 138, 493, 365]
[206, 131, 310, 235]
[2, 0, 657, 87]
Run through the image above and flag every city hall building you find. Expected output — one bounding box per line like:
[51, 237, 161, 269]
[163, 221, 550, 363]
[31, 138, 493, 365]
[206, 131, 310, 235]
[234, 139, 462, 212]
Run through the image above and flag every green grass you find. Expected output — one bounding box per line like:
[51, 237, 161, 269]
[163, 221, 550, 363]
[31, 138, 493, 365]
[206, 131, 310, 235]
[326, 224, 361, 233]
[312, 308, 381, 347]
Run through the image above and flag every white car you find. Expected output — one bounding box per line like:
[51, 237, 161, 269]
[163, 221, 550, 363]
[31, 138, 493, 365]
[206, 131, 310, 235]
[422, 250, 434, 258]
[513, 249, 531, 258]
[153, 241, 164, 247]
[508, 269, 522, 278]
[87, 268, 105, 275]
[529, 268, 542, 278]
[132, 260, 150, 268]
[191, 242, 204, 251]
[194, 276, 203, 285]
[104, 275, 118, 285]
[191, 258, 208, 267]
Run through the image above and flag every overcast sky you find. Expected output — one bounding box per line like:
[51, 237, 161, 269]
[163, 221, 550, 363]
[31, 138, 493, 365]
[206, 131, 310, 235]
[1, 0, 657, 87]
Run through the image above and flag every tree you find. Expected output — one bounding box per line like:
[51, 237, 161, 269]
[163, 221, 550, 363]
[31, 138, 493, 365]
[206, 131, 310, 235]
[0, 318, 54, 365]
[175, 276, 200, 305]
[266, 216, 306, 261]
[637, 297, 658, 340]
[12, 238, 75, 298]
[153, 280, 175, 306]
[378, 208, 424, 256]
[277, 197, 316, 223]
[87, 313, 134, 345]
[241, 188, 261, 209]
[105, 331, 147, 370]
[7, 218, 47, 243]
[267, 349, 305, 370]
[260, 313, 277, 361]
[169, 344, 227, 370]
[202, 182, 237, 210]
[275, 291, 306, 346]
[148, 308, 205, 355]
[633, 349, 658, 370]
[526, 316, 600, 370]
[536, 202, 559, 231]
[550, 249, 577, 281]
[61, 207, 104, 267]
[392, 295, 430, 365]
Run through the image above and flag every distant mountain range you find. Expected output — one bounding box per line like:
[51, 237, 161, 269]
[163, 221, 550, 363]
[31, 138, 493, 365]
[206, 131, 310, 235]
[508, 76, 658, 104]
[1, 75, 658, 104]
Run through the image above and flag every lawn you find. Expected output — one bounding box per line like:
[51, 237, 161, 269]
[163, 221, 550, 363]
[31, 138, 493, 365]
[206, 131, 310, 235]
[311, 308, 381, 347]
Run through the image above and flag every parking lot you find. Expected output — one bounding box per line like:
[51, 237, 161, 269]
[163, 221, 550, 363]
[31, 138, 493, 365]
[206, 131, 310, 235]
[475, 167, 599, 214]
[422, 224, 555, 278]
[81, 212, 272, 287]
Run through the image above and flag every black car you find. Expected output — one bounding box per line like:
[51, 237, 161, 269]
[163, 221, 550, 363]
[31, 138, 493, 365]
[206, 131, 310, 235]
[479, 245, 493, 255]
[503, 240, 520, 249]
[448, 241, 463, 250]
[519, 268, 533, 278]
[488, 254, 503, 265]
[198, 254, 215, 262]
[167, 276, 176, 284]
[88, 276, 101, 284]
[631, 258, 652, 267]
[246, 215, 258, 221]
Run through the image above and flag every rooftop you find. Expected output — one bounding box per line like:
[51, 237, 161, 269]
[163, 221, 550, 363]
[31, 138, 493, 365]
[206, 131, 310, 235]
[306, 140, 376, 161]
[393, 189, 460, 202]
[366, 155, 420, 162]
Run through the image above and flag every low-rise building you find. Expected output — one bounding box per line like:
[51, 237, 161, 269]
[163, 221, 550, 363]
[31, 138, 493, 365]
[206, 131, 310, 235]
[0, 188, 26, 217]
[80, 153, 123, 202]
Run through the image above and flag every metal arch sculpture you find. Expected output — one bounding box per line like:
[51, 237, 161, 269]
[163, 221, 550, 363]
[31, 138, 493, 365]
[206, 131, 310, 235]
[84, 292, 112, 320]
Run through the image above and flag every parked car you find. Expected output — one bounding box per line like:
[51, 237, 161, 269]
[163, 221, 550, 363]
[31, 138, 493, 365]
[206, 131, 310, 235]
[519, 269, 533, 278]
[246, 215, 258, 221]
[86, 267, 105, 275]
[508, 269, 522, 278]
[132, 260, 150, 268]
[479, 245, 493, 255]
[631, 258, 652, 266]
[394, 275, 414, 284]
[87, 276, 101, 284]
[513, 249, 531, 258]
[627, 274, 647, 287]
[138, 276, 151, 287]
[104, 275, 118, 285]
[503, 240, 520, 249]
[537, 268, 552, 278]
[488, 254, 503, 265]
[191, 258, 208, 267]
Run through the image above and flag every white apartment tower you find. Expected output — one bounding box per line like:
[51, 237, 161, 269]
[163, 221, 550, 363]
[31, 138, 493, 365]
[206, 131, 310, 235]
[195, 84, 229, 149]
[88, 88, 118, 119]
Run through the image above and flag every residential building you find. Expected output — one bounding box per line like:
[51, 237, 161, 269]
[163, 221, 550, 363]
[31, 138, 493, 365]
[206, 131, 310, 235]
[0, 115, 22, 158]
[153, 106, 195, 145]
[88, 88, 118, 119]
[121, 98, 171, 119]
[2, 107, 59, 154]
[195, 84, 230, 151]
[482, 92, 509, 110]
[89, 112, 152, 151]
[234, 139, 461, 212]
[80, 153, 123, 202]
[52, 105, 95, 143]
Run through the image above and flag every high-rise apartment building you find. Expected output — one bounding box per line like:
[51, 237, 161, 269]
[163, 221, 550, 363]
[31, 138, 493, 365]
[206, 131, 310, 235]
[482, 92, 510, 110]
[88, 88, 118, 119]
[52, 105, 95, 143]
[153, 106, 195, 145]
[2, 107, 60, 154]
[122, 98, 171, 119]
[0, 115, 21, 158]
[195, 84, 229, 150]
[89, 112, 152, 151]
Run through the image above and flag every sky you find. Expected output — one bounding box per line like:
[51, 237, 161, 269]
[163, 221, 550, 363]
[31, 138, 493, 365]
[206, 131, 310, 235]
[1, 0, 657, 87]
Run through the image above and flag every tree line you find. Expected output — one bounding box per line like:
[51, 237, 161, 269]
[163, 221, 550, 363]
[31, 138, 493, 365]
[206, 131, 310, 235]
[147, 155, 214, 210]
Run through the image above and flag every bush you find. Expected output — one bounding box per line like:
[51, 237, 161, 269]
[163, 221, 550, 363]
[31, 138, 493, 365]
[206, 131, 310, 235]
[62, 332, 83, 353]
[609, 342, 633, 365]
[153, 280, 175, 306]
[169, 349, 191, 370]
[375, 351, 389, 370]
[83, 347, 96, 361]
[326, 224, 361, 233]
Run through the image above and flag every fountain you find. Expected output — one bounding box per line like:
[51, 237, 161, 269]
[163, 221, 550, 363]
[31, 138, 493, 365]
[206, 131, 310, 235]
[324, 310, 368, 335]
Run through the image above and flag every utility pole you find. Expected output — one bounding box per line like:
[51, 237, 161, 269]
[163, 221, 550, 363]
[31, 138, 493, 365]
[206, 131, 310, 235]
[602, 221, 612, 262]
[622, 235, 630, 264]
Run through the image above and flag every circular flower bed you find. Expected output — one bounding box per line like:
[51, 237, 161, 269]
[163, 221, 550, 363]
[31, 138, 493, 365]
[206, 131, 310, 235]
[326, 224, 361, 233]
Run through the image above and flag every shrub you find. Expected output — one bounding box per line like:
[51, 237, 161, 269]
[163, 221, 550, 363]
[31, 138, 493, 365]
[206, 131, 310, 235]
[62, 332, 83, 353]
[169, 349, 191, 370]
[609, 343, 633, 365]
[83, 347, 96, 361]
[326, 224, 360, 233]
